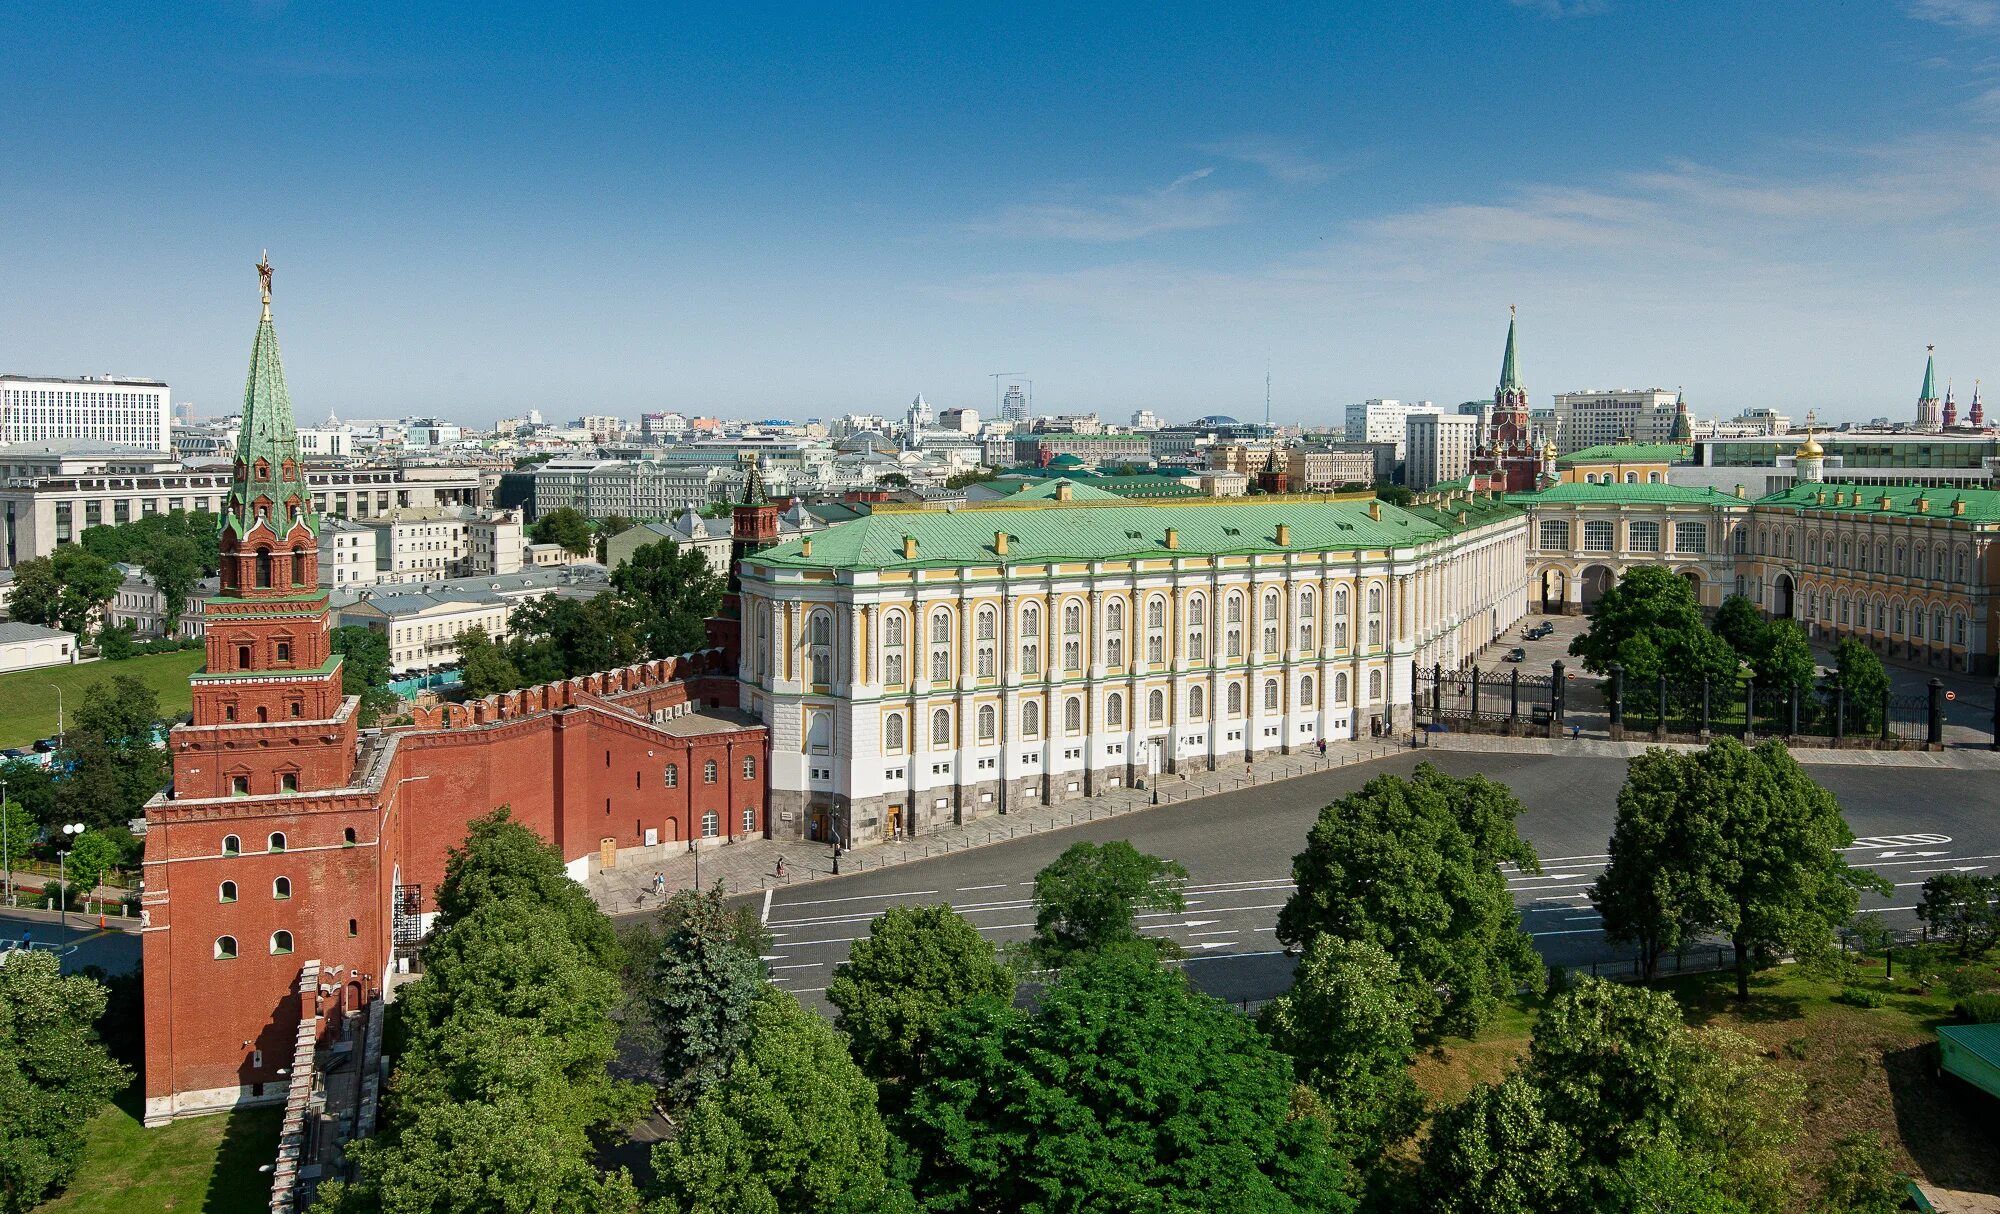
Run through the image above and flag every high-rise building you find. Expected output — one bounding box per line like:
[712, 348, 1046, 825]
[1343, 399, 1440, 460]
[908, 393, 934, 431]
[1001, 384, 1029, 423]
[1405, 412, 1481, 490]
[0, 373, 172, 451]
[1550, 388, 1681, 453]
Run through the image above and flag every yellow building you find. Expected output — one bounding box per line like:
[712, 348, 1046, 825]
[1555, 442, 1690, 486]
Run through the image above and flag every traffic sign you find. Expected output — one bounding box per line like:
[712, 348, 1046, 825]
[1946, 690, 1957, 702]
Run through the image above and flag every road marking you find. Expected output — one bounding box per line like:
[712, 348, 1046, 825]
[1177, 947, 1291, 963]
[1187, 930, 1240, 939]
[761, 888, 773, 925]
[1565, 915, 1601, 922]
[1910, 865, 1987, 875]
[769, 961, 822, 971]
[1846, 834, 1952, 850]
[773, 888, 941, 910]
[1531, 927, 1605, 937]
[1854, 904, 1921, 914]
[1509, 872, 1587, 883]
[955, 883, 1009, 892]
[1875, 850, 1948, 859]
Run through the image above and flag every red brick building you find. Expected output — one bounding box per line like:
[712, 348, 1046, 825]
[140, 265, 766, 1126]
[1469, 307, 1556, 494]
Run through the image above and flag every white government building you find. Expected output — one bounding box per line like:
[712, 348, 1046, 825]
[735, 490, 1527, 846]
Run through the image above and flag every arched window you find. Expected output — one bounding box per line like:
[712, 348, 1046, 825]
[270, 931, 293, 956]
[809, 610, 833, 685]
[977, 704, 996, 741]
[1022, 603, 1040, 636]
[701, 811, 720, 839]
[1189, 686, 1206, 719]
[1063, 602, 1082, 634]
[1625, 472, 1638, 484]
[255, 548, 273, 589]
[273, 877, 291, 900]
[1063, 639, 1082, 671]
[1023, 699, 1042, 737]
[221, 835, 241, 857]
[1148, 689, 1165, 723]
[1147, 597, 1165, 629]
[976, 606, 997, 678]
[1368, 669, 1384, 701]
[1933, 607, 1946, 643]
[1228, 682, 1243, 716]
[1020, 604, 1042, 674]
[1332, 588, 1349, 648]
[214, 936, 237, 960]
[1334, 672, 1349, 704]
[932, 708, 953, 747]
[1300, 675, 1315, 707]
[664, 764, 679, 787]
[931, 609, 953, 645]
[1954, 610, 1967, 645]
[1226, 593, 1243, 623]
[344, 826, 358, 846]
[1106, 600, 1124, 633]
[267, 832, 286, 853]
[1261, 590, 1280, 653]
[884, 611, 905, 647]
[703, 759, 718, 783]
[219, 881, 237, 903]
[977, 606, 996, 640]
[1263, 679, 1280, 711]
[931, 648, 951, 683]
[884, 713, 905, 752]
[1186, 594, 1206, 660]
[1064, 696, 1082, 733]
[1106, 692, 1124, 727]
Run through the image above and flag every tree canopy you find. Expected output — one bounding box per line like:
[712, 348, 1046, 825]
[1026, 840, 1188, 968]
[1712, 594, 1764, 658]
[1916, 873, 2000, 958]
[8, 549, 122, 639]
[432, 808, 620, 969]
[827, 904, 1015, 1088]
[609, 538, 725, 660]
[1276, 764, 1542, 1039]
[53, 676, 169, 837]
[0, 951, 131, 1214]
[1830, 638, 1890, 732]
[1592, 738, 1885, 1000]
[1568, 565, 1741, 702]
[900, 951, 1354, 1214]
[1749, 617, 1817, 696]
[529, 507, 596, 555]
[647, 884, 769, 1105]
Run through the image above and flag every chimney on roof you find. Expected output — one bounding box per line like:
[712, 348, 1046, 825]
[1165, 527, 1179, 550]
[1056, 481, 1072, 501]
[1954, 497, 1967, 516]
[1733, 484, 1746, 499]
[994, 530, 1008, 556]
[903, 535, 917, 559]
[1275, 524, 1289, 546]
[801, 537, 812, 556]
[1880, 494, 1894, 511]
[1367, 501, 1382, 521]
[1916, 495, 1929, 513]
[1815, 490, 1827, 506]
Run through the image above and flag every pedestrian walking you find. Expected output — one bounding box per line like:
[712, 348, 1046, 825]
[652, 872, 666, 898]
[775, 855, 787, 879]
[1316, 737, 1327, 757]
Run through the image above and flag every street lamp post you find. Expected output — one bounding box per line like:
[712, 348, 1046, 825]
[50, 685, 64, 749]
[57, 822, 84, 928]
[1, 776, 10, 908]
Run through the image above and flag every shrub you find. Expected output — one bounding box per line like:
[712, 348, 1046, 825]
[1834, 986, 1885, 1009]
[1954, 993, 2000, 1024]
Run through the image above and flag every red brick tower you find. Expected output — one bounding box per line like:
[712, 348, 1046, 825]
[1469, 306, 1547, 493]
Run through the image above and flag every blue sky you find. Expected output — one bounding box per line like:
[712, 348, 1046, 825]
[8, 1, 2000, 425]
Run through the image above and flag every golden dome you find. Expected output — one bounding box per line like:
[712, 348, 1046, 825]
[1541, 439, 1557, 459]
[1795, 432, 1824, 460]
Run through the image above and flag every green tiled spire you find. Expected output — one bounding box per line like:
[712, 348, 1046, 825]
[225, 255, 315, 539]
[1498, 305, 1522, 394]
[1920, 345, 1938, 401]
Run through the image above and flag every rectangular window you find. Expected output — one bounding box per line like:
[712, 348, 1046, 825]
[1628, 521, 1661, 552]
[1583, 520, 1615, 551]
[1674, 521, 1707, 554]
[1538, 519, 1569, 550]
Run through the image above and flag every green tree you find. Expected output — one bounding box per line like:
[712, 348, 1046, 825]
[431, 808, 621, 970]
[901, 952, 1353, 1214]
[1372, 482, 1415, 506]
[505, 594, 641, 681]
[1258, 936, 1422, 1165]
[651, 990, 907, 1214]
[59, 830, 122, 902]
[54, 676, 169, 835]
[331, 625, 400, 723]
[1750, 618, 1816, 698]
[8, 549, 123, 639]
[1831, 638, 1890, 732]
[0, 798, 32, 894]
[0, 951, 132, 1214]
[1642, 739, 1885, 1000]
[1811, 1133, 1905, 1214]
[0, 763, 54, 836]
[457, 625, 525, 697]
[1276, 764, 1542, 1039]
[1590, 748, 1718, 980]
[142, 535, 205, 633]
[78, 510, 221, 574]
[609, 538, 725, 660]
[1568, 565, 1709, 679]
[826, 904, 1016, 1087]
[649, 884, 768, 1104]
[1916, 873, 2000, 958]
[530, 506, 595, 555]
[1416, 1075, 1582, 1214]
[1712, 593, 1764, 659]
[942, 469, 998, 490]
[1526, 979, 1708, 1174]
[1026, 840, 1188, 968]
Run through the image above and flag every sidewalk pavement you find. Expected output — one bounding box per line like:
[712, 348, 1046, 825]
[0, 868, 134, 910]
[1420, 729, 2000, 769]
[588, 737, 1408, 915]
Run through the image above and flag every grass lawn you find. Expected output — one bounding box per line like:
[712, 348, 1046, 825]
[35, 1088, 276, 1214]
[0, 651, 204, 750]
[1411, 957, 2000, 1199]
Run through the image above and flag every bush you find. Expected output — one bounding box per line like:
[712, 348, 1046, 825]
[1834, 986, 1885, 1009]
[1546, 965, 1568, 996]
[1954, 993, 2000, 1024]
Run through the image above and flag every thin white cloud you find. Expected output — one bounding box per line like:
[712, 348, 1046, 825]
[969, 168, 1247, 242]
[1196, 137, 1333, 185]
[1509, 0, 1611, 17]
[1906, 0, 2000, 28]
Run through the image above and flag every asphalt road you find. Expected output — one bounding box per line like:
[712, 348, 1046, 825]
[747, 752, 2000, 1008]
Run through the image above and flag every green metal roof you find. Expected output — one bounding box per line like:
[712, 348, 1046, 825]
[754, 494, 1520, 572]
[1508, 482, 1744, 506]
[1754, 482, 2000, 523]
[1498, 309, 1522, 393]
[1937, 1022, 2000, 1101]
[1557, 443, 1692, 465]
[224, 297, 317, 540]
[1921, 348, 1939, 402]
[999, 478, 1125, 502]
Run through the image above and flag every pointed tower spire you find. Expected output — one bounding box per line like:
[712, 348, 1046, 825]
[226, 253, 313, 551]
[1498, 304, 1522, 394]
[1944, 379, 1959, 429]
[1918, 345, 1942, 431]
[1972, 379, 1986, 428]
[1669, 385, 1693, 443]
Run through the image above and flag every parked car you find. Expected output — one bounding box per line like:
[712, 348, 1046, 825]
[31, 738, 57, 753]
[1504, 647, 1528, 663]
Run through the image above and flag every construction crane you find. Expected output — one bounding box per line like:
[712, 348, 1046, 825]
[989, 371, 1026, 418]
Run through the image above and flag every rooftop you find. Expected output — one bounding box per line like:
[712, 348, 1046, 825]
[1558, 443, 1693, 465]
[0, 621, 73, 644]
[1509, 482, 1746, 506]
[1754, 482, 2000, 522]
[751, 492, 1519, 572]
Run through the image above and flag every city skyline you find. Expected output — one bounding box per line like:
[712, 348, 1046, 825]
[12, 3, 2000, 424]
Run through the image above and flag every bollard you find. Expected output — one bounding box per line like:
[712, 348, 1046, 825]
[1744, 679, 1757, 743]
[1929, 678, 1945, 747]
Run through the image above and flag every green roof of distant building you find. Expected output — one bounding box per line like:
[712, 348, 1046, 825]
[752, 493, 1519, 572]
[1754, 482, 2000, 523]
[1557, 443, 1693, 465]
[1509, 482, 1745, 506]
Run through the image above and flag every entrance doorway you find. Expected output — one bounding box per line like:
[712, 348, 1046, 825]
[884, 803, 902, 842]
[808, 799, 833, 843]
[1580, 565, 1615, 609]
[1539, 567, 1568, 613]
[1772, 573, 1795, 619]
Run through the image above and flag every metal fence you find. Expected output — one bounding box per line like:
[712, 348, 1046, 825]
[1606, 666, 1953, 747]
[1414, 662, 1565, 731]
